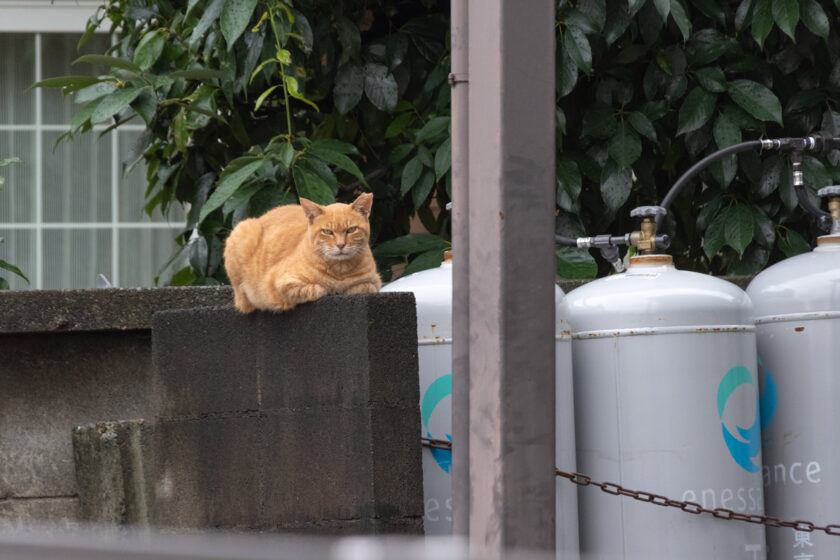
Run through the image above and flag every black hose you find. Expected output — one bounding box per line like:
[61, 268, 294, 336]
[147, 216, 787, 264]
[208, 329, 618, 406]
[794, 183, 833, 231]
[657, 140, 764, 226]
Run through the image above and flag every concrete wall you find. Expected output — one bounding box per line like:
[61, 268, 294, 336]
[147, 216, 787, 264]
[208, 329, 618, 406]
[0, 287, 423, 534]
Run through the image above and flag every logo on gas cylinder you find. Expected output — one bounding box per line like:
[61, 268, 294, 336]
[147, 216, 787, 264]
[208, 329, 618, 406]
[717, 364, 777, 473]
[421, 374, 452, 473]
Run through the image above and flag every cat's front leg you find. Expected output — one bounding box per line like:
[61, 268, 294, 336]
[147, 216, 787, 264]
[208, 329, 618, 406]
[272, 275, 327, 310]
[344, 279, 381, 295]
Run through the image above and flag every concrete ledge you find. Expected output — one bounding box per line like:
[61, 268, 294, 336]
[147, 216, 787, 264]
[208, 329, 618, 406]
[0, 287, 233, 333]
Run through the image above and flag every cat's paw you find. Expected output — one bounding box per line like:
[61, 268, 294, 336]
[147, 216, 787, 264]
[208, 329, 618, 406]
[345, 281, 381, 295]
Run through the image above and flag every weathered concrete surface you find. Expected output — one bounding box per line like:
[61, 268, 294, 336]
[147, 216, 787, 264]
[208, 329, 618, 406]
[152, 293, 424, 534]
[73, 420, 154, 526]
[0, 287, 234, 527]
[0, 286, 232, 333]
[0, 332, 159, 509]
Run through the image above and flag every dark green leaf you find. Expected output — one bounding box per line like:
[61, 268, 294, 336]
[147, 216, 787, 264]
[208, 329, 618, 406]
[90, 87, 145, 124]
[694, 67, 727, 92]
[189, 0, 224, 47]
[556, 45, 578, 98]
[555, 246, 597, 278]
[417, 145, 433, 168]
[337, 16, 361, 63]
[778, 229, 811, 256]
[73, 54, 143, 74]
[576, 0, 607, 33]
[727, 79, 783, 124]
[0, 259, 29, 284]
[726, 244, 770, 275]
[608, 121, 642, 167]
[307, 145, 365, 184]
[220, 0, 257, 49]
[600, 163, 632, 213]
[363, 63, 398, 112]
[654, 0, 671, 21]
[628, 111, 657, 141]
[411, 169, 435, 209]
[385, 113, 414, 138]
[0, 277, 9, 290]
[751, 0, 774, 48]
[613, 45, 649, 64]
[676, 86, 717, 135]
[801, 0, 829, 39]
[713, 113, 741, 187]
[199, 159, 266, 222]
[771, 0, 800, 40]
[752, 206, 776, 248]
[334, 63, 364, 114]
[310, 138, 360, 156]
[604, 1, 632, 45]
[401, 156, 423, 195]
[670, 0, 691, 41]
[434, 137, 451, 182]
[388, 144, 415, 165]
[414, 116, 450, 143]
[703, 210, 727, 258]
[293, 166, 335, 205]
[803, 155, 833, 191]
[134, 29, 166, 70]
[556, 156, 582, 211]
[757, 155, 784, 198]
[724, 204, 755, 256]
[31, 75, 102, 91]
[373, 233, 450, 257]
[403, 248, 446, 276]
[563, 25, 593, 73]
[167, 68, 227, 80]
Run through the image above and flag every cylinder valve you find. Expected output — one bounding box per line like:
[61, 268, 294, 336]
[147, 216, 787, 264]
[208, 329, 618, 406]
[817, 186, 840, 235]
[629, 206, 669, 254]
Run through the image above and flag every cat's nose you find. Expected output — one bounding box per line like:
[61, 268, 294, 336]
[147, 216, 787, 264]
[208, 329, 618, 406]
[337, 242, 346, 250]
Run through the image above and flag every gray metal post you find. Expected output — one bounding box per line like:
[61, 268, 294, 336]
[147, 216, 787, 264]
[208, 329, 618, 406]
[449, 0, 470, 539]
[464, 0, 556, 553]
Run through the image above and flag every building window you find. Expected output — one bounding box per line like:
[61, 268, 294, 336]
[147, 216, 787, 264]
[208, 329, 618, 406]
[0, 4, 184, 290]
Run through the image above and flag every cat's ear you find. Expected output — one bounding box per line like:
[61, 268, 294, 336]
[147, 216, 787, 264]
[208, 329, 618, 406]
[350, 193, 373, 218]
[299, 198, 324, 224]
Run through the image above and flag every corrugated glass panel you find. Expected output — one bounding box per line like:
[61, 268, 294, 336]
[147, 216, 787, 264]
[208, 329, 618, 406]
[0, 228, 35, 290]
[42, 33, 111, 125]
[119, 228, 182, 287]
[0, 131, 36, 222]
[43, 228, 111, 289]
[0, 34, 35, 125]
[43, 130, 110, 222]
[118, 130, 187, 224]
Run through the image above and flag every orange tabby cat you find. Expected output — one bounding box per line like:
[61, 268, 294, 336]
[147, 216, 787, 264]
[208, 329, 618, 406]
[224, 193, 381, 313]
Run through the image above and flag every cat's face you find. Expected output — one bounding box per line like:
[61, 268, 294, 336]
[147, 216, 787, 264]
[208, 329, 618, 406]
[300, 194, 373, 261]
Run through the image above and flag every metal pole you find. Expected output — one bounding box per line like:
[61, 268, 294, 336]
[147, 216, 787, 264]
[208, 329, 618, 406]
[449, 0, 470, 539]
[465, 0, 556, 554]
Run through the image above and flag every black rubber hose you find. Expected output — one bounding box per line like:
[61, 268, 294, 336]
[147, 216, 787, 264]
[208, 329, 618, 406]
[794, 183, 833, 231]
[657, 140, 764, 226]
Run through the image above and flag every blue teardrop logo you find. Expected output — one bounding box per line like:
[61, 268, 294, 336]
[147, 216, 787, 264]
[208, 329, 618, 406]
[421, 374, 452, 473]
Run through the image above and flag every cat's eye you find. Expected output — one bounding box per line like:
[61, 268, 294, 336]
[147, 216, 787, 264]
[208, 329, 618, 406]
[321, 228, 333, 235]
[346, 226, 357, 233]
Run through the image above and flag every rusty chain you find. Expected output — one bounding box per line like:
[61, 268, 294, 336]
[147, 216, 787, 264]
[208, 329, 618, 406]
[420, 438, 840, 536]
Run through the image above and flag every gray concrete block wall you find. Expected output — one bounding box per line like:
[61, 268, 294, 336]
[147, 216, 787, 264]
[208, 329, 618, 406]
[151, 293, 424, 534]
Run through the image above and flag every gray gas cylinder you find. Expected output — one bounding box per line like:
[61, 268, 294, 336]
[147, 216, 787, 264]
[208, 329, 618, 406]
[746, 229, 840, 559]
[381, 256, 580, 558]
[566, 254, 766, 559]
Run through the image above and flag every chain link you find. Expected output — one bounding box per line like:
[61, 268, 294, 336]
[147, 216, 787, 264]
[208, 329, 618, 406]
[555, 469, 840, 536]
[419, 438, 839, 536]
